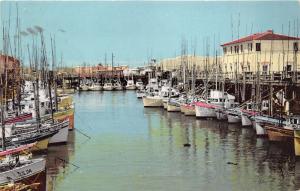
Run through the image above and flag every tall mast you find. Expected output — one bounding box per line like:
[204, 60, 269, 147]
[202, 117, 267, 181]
[111, 53, 114, 82]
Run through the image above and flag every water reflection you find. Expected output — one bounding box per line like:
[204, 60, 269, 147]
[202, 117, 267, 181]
[143, 104, 299, 190]
[47, 91, 300, 190]
[46, 131, 75, 191]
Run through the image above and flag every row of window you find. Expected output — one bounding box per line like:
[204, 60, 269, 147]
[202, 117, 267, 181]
[223, 43, 260, 54]
[223, 42, 299, 54]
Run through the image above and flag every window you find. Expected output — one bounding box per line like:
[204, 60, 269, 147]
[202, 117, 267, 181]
[230, 47, 233, 53]
[248, 43, 253, 51]
[256, 43, 261, 51]
[294, 42, 299, 52]
[262, 65, 268, 72]
[223, 47, 227, 54]
[240, 45, 243, 52]
[234, 46, 239, 53]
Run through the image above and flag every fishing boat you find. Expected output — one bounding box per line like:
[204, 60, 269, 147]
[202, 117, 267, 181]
[136, 89, 146, 99]
[195, 90, 235, 118]
[54, 107, 75, 130]
[167, 99, 181, 112]
[4, 113, 32, 125]
[142, 94, 163, 107]
[183, 104, 196, 116]
[136, 81, 144, 90]
[0, 107, 45, 189]
[103, 82, 114, 91]
[80, 83, 89, 91]
[0, 156, 45, 187]
[227, 107, 241, 123]
[0, 128, 58, 152]
[0, 144, 45, 187]
[114, 81, 123, 91]
[88, 83, 102, 91]
[240, 103, 258, 127]
[126, 80, 136, 90]
[254, 115, 284, 136]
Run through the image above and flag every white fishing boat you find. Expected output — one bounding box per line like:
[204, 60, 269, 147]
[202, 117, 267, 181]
[126, 80, 136, 90]
[227, 108, 241, 123]
[103, 83, 114, 91]
[88, 83, 102, 91]
[114, 81, 123, 91]
[195, 90, 235, 118]
[80, 83, 89, 91]
[0, 156, 45, 186]
[136, 81, 144, 90]
[142, 91, 163, 107]
[167, 99, 181, 112]
[241, 103, 258, 127]
[136, 89, 146, 99]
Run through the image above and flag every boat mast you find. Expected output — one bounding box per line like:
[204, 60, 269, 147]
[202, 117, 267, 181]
[111, 53, 114, 83]
[1, 23, 7, 151]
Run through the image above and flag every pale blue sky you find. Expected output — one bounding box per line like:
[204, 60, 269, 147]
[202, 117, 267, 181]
[1, 1, 300, 67]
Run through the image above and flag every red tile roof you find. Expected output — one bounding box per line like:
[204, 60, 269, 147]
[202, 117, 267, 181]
[221, 30, 300, 46]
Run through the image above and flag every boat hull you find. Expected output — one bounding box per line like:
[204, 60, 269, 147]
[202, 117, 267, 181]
[255, 121, 267, 136]
[126, 86, 136, 90]
[180, 105, 187, 113]
[0, 159, 46, 187]
[49, 126, 69, 144]
[184, 107, 196, 116]
[167, 104, 181, 112]
[241, 114, 252, 126]
[32, 137, 50, 152]
[54, 108, 75, 130]
[294, 130, 300, 156]
[195, 105, 216, 118]
[80, 86, 89, 91]
[227, 113, 241, 123]
[142, 97, 163, 107]
[103, 86, 114, 91]
[88, 86, 102, 91]
[265, 125, 293, 141]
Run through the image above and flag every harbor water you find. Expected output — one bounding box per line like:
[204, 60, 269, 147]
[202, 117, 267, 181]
[47, 91, 300, 190]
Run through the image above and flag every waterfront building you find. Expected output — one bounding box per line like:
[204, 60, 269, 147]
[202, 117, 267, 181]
[0, 54, 21, 100]
[221, 30, 300, 80]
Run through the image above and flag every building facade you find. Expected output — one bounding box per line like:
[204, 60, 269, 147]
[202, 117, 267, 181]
[221, 30, 300, 80]
[0, 54, 21, 100]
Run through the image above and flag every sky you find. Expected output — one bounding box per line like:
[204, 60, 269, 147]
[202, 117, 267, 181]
[1, 1, 300, 67]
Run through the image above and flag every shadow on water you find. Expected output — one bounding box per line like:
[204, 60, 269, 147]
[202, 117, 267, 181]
[44, 131, 76, 191]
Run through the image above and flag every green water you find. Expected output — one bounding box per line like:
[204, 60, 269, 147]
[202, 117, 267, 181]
[47, 91, 300, 191]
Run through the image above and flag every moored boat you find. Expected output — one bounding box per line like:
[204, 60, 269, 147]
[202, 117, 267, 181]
[142, 96, 163, 107]
[227, 108, 241, 123]
[167, 99, 181, 112]
[103, 83, 114, 91]
[126, 80, 136, 90]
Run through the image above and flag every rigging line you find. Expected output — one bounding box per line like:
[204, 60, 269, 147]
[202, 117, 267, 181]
[74, 127, 91, 139]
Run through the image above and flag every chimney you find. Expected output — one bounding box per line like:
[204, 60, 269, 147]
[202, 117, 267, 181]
[267, 29, 273, 34]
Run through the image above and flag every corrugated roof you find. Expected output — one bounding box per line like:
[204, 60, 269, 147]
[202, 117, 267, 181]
[221, 30, 300, 46]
